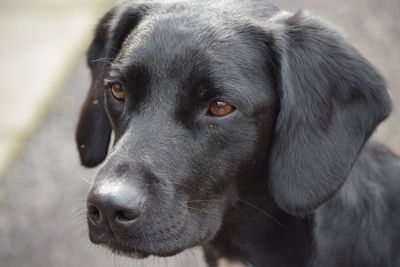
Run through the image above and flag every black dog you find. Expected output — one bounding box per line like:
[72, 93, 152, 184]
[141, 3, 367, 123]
[75, 0, 400, 266]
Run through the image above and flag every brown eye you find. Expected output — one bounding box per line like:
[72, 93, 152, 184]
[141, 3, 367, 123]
[110, 83, 125, 101]
[208, 100, 235, 116]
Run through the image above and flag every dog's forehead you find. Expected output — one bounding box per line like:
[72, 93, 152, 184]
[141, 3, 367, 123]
[108, 5, 276, 109]
[120, 19, 211, 75]
[107, 0, 283, 78]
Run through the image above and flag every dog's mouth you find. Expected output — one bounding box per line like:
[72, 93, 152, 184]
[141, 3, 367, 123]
[88, 223, 190, 258]
[108, 243, 151, 259]
[88, 228, 151, 258]
[100, 238, 186, 258]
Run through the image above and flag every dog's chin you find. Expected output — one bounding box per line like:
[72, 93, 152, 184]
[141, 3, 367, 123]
[108, 245, 150, 259]
[104, 242, 187, 259]
[90, 231, 189, 259]
[88, 216, 219, 258]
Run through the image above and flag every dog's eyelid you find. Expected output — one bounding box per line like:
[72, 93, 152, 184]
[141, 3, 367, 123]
[110, 83, 126, 101]
[104, 78, 124, 88]
[104, 79, 126, 102]
[207, 98, 236, 117]
[104, 79, 112, 87]
[104, 66, 125, 85]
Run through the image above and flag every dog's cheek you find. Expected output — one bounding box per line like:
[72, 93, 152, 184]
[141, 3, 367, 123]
[189, 123, 260, 238]
[190, 121, 258, 200]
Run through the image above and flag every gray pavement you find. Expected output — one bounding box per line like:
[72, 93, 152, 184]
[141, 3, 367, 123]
[0, 1, 399, 267]
[0, 0, 109, 176]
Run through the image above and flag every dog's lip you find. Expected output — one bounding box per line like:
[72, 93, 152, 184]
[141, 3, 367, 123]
[87, 210, 192, 257]
[89, 227, 189, 257]
[108, 243, 150, 259]
[88, 228, 113, 244]
[89, 230, 151, 258]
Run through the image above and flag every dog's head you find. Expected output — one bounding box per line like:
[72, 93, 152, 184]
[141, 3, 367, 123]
[76, 1, 391, 258]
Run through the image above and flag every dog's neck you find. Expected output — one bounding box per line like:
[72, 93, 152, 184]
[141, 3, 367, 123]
[203, 184, 313, 267]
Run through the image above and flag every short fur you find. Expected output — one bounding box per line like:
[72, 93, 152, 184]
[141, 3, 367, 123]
[75, 0, 400, 266]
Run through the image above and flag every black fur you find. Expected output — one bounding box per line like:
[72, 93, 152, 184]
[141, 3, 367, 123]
[75, 0, 399, 266]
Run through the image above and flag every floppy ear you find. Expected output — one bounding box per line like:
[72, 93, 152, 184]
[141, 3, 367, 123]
[76, 5, 147, 167]
[268, 11, 392, 214]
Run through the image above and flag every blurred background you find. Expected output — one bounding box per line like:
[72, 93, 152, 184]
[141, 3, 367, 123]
[0, 0, 398, 266]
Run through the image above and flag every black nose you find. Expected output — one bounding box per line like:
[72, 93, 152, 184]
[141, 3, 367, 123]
[86, 182, 144, 232]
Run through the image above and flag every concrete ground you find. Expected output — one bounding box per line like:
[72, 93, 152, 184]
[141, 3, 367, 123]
[0, 0, 111, 177]
[0, 1, 399, 267]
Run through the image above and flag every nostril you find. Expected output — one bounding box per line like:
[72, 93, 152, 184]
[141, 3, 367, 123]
[87, 182, 145, 231]
[88, 204, 101, 222]
[115, 209, 140, 223]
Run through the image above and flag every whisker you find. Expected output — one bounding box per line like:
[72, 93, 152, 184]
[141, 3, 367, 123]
[237, 198, 286, 228]
[66, 198, 86, 209]
[186, 199, 220, 203]
[79, 176, 93, 185]
[90, 57, 114, 64]
[175, 201, 220, 218]
[162, 180, 195, 193]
